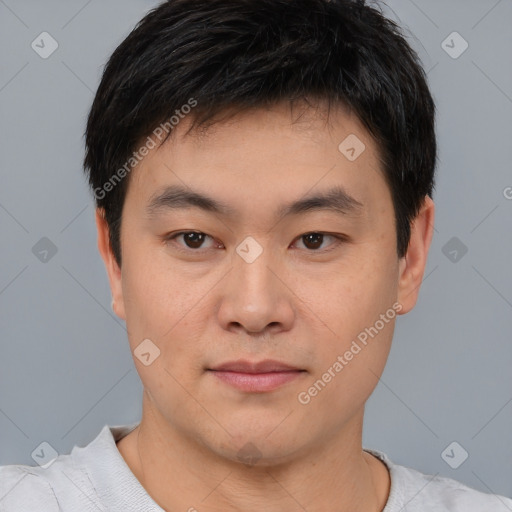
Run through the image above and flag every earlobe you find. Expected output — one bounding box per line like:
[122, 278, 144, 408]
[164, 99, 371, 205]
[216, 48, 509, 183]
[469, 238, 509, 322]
[396, 196, 435, 314]
[95, 208, 126, 320]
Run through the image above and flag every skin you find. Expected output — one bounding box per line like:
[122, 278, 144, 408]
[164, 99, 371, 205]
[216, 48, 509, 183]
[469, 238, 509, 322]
[96, 101, 434, 511]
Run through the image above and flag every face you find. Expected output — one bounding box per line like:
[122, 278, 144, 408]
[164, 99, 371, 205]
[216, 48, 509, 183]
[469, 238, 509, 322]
[97, 102, 433, 465]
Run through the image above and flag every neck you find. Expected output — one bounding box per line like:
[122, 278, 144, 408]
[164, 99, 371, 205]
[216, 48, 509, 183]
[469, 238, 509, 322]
[117, 395, 390, 512]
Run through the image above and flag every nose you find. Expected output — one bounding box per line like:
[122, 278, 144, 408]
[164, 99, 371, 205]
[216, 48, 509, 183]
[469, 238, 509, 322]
[216, 240, 295, 336]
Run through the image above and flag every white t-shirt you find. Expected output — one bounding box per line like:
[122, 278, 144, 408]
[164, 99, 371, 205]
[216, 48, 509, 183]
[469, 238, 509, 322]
[1, 423, 511, 511]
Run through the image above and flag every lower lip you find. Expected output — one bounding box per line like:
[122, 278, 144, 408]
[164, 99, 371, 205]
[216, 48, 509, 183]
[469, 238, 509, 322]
[209, 370, 304, 392]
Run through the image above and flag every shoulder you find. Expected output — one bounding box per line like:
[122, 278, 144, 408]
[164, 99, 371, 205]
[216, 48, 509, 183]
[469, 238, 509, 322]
[366, 448, 512, 512]
[0, 464, 60, 512]
[0, 423, 141, 512]
[0, 442, 107, 512]
[394, 464, 512, 511]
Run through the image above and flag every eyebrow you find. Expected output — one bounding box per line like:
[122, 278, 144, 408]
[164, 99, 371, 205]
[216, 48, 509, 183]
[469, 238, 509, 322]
[145, 184, 364, 221]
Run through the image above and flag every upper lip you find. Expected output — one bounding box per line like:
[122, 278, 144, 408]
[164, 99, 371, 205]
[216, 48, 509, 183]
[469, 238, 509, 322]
[209, 359, 303, 373]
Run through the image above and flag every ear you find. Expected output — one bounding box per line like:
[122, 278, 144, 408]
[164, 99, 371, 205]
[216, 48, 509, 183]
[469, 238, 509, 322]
[95, 208, 126, 320]
[397, 196, 435, 314]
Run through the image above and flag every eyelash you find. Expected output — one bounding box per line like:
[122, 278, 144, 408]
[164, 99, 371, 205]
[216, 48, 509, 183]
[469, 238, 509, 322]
[163, 231, 347, 254]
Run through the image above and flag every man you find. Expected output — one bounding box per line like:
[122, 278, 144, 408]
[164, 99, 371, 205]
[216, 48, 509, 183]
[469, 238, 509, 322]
[1, 0, 511, 510]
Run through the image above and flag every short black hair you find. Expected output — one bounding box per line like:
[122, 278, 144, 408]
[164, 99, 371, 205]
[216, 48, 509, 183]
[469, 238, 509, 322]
[84, 0, 437, 266]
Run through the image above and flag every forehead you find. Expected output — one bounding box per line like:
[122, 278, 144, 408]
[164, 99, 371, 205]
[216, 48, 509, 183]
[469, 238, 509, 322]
[125, 102, 389, 224]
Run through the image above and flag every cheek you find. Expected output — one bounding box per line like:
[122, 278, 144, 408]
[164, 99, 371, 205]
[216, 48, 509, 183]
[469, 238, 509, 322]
[121, 246, 211, 373]
[296, 262, 398, 421]
[296, 249, 399, 390]
[121, 244, 185, 333]
[120, 255, 205, 412]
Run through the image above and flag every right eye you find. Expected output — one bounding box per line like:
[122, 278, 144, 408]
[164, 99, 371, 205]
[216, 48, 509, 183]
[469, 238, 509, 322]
[164, 231, 220, 252]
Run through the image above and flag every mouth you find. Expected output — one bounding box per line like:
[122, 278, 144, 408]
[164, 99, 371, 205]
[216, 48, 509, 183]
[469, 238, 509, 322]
[207, 359, 306, 392]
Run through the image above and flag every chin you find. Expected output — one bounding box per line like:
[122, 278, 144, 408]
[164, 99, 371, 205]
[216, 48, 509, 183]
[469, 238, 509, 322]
[215, 436, 304, 468]
[203, 419, 304, 465]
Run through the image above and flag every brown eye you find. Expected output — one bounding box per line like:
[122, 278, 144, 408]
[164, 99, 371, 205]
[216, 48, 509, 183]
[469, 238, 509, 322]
[295, 232, 341, 252]
[301, 233, 324, 250]
[165, 231, 216, 252]
[182, 232, 206, 249]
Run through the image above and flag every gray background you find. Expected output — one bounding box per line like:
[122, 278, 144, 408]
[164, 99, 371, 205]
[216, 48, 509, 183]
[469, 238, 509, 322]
[1, 0, 511, 500]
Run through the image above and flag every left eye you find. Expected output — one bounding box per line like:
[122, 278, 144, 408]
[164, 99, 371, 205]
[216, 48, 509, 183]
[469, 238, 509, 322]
[165, 231, 342, 252]
[294, 232, 340, 251]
